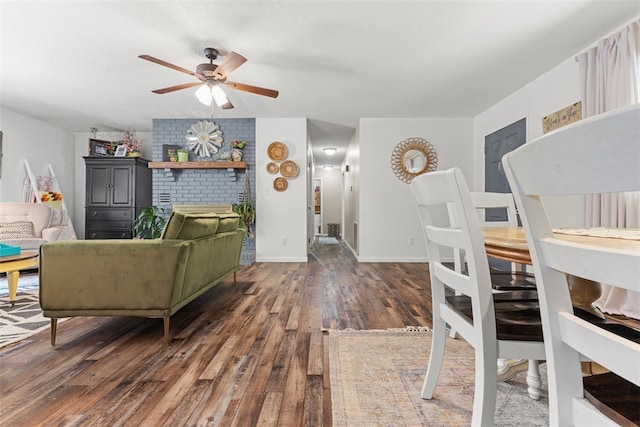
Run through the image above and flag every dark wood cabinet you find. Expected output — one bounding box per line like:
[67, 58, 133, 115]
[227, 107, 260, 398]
[84, 157, 151, 239]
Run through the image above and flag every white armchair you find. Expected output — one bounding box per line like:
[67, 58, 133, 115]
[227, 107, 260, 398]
[0, 203, 61, 250]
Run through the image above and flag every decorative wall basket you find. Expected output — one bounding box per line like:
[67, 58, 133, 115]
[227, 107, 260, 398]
[279, 160, 299, 179]
[266, 162, 279, 174]
[273, 177, 288, 192]
[266, 141, 298, 192]
[391, 137, 438, 183]
[267, 141, 288, 161]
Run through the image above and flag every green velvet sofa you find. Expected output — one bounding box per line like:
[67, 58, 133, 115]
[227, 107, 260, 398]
[39, 211, 245, 345]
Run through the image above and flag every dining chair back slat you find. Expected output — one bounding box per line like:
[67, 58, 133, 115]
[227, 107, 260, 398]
[470, 192, 518, 228]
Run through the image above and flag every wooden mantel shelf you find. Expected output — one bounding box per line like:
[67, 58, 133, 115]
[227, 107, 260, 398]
[148, 161, 247, 169]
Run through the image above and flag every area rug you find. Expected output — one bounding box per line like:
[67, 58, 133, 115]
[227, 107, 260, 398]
[318, 236, 339, 245]
[329, 328, 548, 426]
[0, 273, 52, 348]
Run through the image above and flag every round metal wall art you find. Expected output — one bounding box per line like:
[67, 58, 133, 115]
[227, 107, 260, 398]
[390, 137, 438, 184]
[185, 120, 223, 158]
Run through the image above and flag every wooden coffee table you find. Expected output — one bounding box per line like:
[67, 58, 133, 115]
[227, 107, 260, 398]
[0, 250, 39, 305]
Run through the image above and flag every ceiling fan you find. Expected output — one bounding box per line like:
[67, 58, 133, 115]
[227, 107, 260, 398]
[139, 47, 279, 109]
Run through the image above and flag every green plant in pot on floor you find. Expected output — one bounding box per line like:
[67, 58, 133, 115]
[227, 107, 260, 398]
[133, 206, 166, 239]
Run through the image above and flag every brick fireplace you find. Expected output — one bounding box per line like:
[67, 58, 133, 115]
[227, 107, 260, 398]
[151, 118, 256, 264]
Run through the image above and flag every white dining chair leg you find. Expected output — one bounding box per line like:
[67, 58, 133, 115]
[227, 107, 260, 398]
[473, 347, 498, 427]
[525, 360, 541, 400]
[421, 315, 447, 399]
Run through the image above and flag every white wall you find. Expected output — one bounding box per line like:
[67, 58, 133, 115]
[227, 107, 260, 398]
[473, 16, 640, 229]
[472, 58, 586, 227]
[0, 108, 75, 209]
[255, 118, 309, 262]
[472, 58, 581, 190]
[358, 118, 473, 262]
[343, 128, 360, 252]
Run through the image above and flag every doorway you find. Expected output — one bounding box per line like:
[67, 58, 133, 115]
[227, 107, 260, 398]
[484, 118, 526, 270]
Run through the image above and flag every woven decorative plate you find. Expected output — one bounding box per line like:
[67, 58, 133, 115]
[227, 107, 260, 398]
[266, 162, 279, 175]
[280, 160, 299, 179]
[268, 141, 288, 161]
[273, 177, 288, 192]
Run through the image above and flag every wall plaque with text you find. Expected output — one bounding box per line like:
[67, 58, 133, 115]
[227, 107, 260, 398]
[542, 102, 582, 134]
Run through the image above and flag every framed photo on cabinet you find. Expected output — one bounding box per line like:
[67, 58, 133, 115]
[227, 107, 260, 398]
[89, 139, 110, 156]
[114, 145, 127, 157]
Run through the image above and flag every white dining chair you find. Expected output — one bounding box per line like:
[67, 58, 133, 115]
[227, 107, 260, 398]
[410, 167, 546, 426]
[447, 192, 542, 392]
[503, 103, 640, 426]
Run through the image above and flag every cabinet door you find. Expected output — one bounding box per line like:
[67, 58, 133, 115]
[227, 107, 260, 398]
[111, 165, 133, 206]
[87, 165, 110, 206]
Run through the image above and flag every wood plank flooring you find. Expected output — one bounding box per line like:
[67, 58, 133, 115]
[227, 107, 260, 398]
[0, 240, 433, 426]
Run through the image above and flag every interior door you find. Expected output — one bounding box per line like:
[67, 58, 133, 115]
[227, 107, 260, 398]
[484, 118, 526, 270]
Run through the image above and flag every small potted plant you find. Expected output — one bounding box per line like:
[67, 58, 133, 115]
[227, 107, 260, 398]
[229, 139, 246, 162]
[133, 206, 166, 239]
[177, 148, 189, 162]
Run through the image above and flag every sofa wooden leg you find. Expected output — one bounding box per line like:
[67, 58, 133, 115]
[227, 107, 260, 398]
[163, 316, 170, 343]
[51, 319, 57, 345]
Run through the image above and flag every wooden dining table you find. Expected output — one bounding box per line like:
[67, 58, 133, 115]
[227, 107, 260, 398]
[482, 227, 640, 318]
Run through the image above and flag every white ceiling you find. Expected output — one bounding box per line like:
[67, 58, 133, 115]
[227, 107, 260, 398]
[1, 1, 639, 167]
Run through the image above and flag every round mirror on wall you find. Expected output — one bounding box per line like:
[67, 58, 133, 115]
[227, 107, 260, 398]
[403, 149, 426, 174]
[391, 137, 438, 183]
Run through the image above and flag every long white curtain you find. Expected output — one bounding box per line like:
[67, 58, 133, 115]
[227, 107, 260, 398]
[576, 19, 640, 319]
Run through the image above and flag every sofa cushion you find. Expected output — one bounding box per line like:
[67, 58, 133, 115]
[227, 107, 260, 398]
[161, 212, 219, 240]
[0, 221, 35, 239]
[216, 213, 241, 233]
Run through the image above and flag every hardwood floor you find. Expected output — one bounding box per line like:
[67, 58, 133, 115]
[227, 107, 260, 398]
[0, 240, 433, 426]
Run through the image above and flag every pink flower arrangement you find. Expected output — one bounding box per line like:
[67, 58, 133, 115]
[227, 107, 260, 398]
[119, 127, 142, 153]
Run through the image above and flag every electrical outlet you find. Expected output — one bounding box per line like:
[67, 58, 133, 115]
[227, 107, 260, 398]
[281, 237, 287, 246]
[408, 236, 415, 245]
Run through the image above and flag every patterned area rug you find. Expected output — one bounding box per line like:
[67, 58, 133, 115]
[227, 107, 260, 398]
[0, 273, 52, 348]
[329, 328, 548, 426]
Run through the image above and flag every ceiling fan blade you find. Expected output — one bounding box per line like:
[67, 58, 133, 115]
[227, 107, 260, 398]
[152, 82, 201, 94]
[213, 51, 247, 80]
[139, 55, 195, 76]
[224, 81, 279, 98]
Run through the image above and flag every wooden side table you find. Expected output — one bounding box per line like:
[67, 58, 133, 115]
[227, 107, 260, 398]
[0, 250, 39, 305]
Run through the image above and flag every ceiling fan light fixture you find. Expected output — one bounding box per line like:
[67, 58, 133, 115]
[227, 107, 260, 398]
[323, 147, 337, 155]
[195, 83, 230, 107]
[195, 84, 213, 106]
[211, 85, 229, 106]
